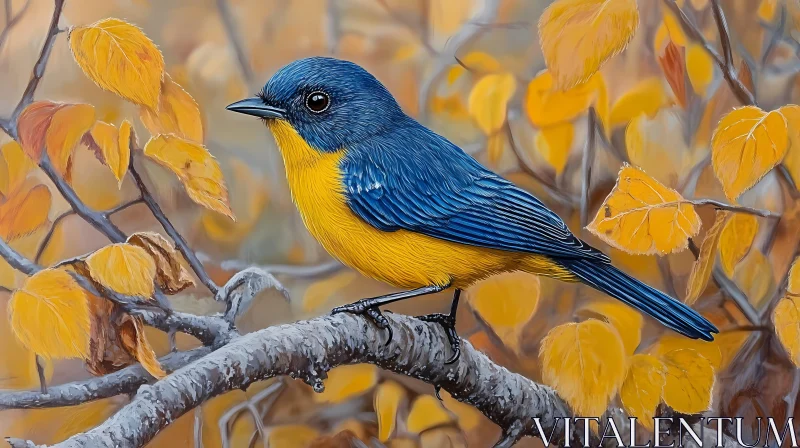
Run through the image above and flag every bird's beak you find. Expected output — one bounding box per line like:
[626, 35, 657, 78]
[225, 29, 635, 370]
[226, 97, 286, 119]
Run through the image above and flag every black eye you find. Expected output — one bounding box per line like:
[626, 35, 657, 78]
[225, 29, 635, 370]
[305, 91, 330, 113]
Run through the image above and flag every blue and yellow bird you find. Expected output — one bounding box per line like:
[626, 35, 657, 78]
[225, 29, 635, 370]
[227, 57, 718, 362]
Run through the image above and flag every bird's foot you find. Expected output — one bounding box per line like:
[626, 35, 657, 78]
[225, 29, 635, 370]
[417, 312, 461, 364]
[331, 298, 393, 345]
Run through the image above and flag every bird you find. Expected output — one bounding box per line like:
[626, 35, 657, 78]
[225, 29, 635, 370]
[226, 57, 718, 363]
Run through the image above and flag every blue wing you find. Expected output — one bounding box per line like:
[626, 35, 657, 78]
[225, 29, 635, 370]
[341, 122, 609, 262]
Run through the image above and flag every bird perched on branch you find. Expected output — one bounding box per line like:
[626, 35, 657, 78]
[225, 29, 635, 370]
[227, 57, 717, 363]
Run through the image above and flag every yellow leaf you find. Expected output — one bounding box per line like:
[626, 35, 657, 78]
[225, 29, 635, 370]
[539, 0, 639, 89]
[610, 78, 669, 127]
[447, 52, 501, 84]
[0, 184, 51, 241]
[539, 319, 627, 416]
[685, 211, 728, 305]
[8, 269, 91, 359]
[718, 212, 759, 276]
[778, 104, 800, 186]
[774, 296, 800, 366]
[200, 158, 268, 244]
[143, 134, 233, 219]
[407, 395, 452, 434]
[119, 315, 165, 378]
[441, 391, 482, 432]
[734, 249, 773, 308]
[619, 354, 666, 430]
[535, 122, 573, 175]
[651, 333, 722, 369]
[662, 9, 688, 47]
[302, 271, 357, 312]
[711, 106, 789, 200]
[45, 103, 95, 177]
[315, 364, 377, 403]
[525, 71, 600, 128]
[89, 121, 129, 186]
[374, 381, 405, 442]
[0, 141, 35, 196]
[467, 73, 516, 135]
[127, 232, 195, 295]
[660, 348, 715, 414]
[758, 0, 779, 21]
[268, 425, 320, 448]
[466, 271, 539, 352]
[686, 43, 714, 97]
[624, 111, 687, 185]
[69, 18, 165, 109]
[587, 164, 701, 255]
[788, 257, 800, 295]
[85, 243, 157, 297]
[139, 74, 204, 143]
[486, 132, 504, 165]
[577, 301, 643, 355]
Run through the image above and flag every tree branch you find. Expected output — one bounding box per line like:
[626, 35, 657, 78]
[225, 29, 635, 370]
[215, 0, 254, 88]
[34, 210, 74, 263]
[33, 313, 591, 448]
[689, 198, 778, 218]
[0, 0, 30, 58]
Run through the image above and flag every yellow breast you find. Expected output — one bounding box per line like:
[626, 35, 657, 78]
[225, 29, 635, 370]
[266, 120, 575, 288]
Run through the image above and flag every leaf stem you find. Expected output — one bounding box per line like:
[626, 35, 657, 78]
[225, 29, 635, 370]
[580, 107, 597, 227]
[128, 157, 220, 296]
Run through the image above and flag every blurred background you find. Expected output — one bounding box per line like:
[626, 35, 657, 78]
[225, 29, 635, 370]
[1, 0, 799, 446]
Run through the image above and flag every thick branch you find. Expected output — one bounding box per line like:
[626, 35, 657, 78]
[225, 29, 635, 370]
[0, 348, 209, 410]
[128, 159, 219, 295]
[44, 313, 588, 448]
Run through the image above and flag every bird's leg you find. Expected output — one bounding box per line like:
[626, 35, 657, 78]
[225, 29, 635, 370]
[417, 288, 462, 364]
[331, 283, 449, 345]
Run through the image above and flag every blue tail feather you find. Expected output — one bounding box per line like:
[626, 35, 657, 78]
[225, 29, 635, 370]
[559, 258, 718, 341]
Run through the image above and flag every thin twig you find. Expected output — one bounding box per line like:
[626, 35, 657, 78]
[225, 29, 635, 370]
[580, 108, 597, 227]
[215, 0, 254, 88]
[661, 0, 756, 106]
[761, 3, 786, 66]
[34, 210, 74, 263]
[129, 159, 219, 295]
[213, 257, 343, 278]
[689, 199, 779, 218]
[102, 197, 144, 218]
[35, 355, 46, 394]
[0, 0, 30, 57]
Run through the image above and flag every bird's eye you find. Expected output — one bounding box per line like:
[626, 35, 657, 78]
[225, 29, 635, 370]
[305, 91, 330, 113]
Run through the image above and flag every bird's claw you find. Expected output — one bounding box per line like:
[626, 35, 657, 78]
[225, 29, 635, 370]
[417, 312, 461, 364]
[332, 299, 393, 345]
[434, 384, 443, 401]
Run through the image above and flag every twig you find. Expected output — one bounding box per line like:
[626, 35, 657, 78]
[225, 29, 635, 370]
[218, 382, 283, 448]
[102, 197, 144, 218]
[0, 0, 65, 139]
[128, 160, 219, 295]
[34, 210, 74, 263]
[689, 199, 778, 218]
[580, 108, 597, 227]
[761, 3, 786, 66]
[0, 348, 210, 410]
[215, 0, 254, 88]
[212, 256, 343, 278]
[376, 0, 437, 55]
[325, 0, 340, 55]
[661, 0, 756, 106]
[35, 356, 46, 394]
[0, 0, 30, 57]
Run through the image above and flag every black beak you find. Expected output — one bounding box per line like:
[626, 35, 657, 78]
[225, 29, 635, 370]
[226, 97, 286, 119]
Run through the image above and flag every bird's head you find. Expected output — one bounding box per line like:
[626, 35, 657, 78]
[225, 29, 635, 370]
[227, 57, 405, 153]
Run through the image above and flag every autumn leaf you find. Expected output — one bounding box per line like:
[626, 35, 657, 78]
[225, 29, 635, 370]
[139, 74, 204, 143]
[587, 164, 701, 255]
[758, 0, 779, 21]
[535, 122, 573, 175]
[660, 348, 715, 414]
[685, 211, 729, 305]
[686, 43, 714, 97]
[525, 71, 602, 128]
[467, 73, 516, 135]
[315, 364, 377, 403]
[143, 134, 233, 219]
[774, 296, 800, 366]
[577, 300, 643, 355]
[651, 333, 722, 370]
[302, 271, 357, 312]
[788, 258, 800, 295]
[374, 381, 405, 441]
[711, 106, 789, 200]
[486, 132, 505, 165]
[467, 271, 540, 353]
[539, 0, 639, 90]
[718, 212, 759, 276]
[446, 51, 501, 85]
[46, 103, 95, 177]
[539, 319, 627, 416]
[88, 121, 130, 186]
[778, 104, 800, 186]
[440, 390, 482, 432]
[658, 41, 687, 109]
[119, 316, 165, 378]
[407, 395, 452, 434]
[69, 18, 165, 109]
[85, 243, 157, 297]
[8, 269, 91, 359]
[0, 184, 51, 241]
[734, 249, 773, 308]
[0, 141, 36, 197]
[127, 232, 194, 294]
[17, 101, 64, 160]
[619, 354, 666, 430]
[661, 8, 688, 47]
[609, 78, 669, 127]
[268, 425, 321, 448]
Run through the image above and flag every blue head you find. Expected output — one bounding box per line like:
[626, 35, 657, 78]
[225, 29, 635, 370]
[227, 57, 407, 152]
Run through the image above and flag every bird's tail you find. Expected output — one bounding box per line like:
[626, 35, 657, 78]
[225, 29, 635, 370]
[559, 258, 718, 341]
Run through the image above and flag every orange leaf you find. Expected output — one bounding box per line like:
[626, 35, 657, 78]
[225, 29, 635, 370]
[45, 103, 96, 177]
[658, 41, 687, 109]
[17, 101, 65, 160]
[0, 141, 36, 196]
[685, 211, 728, 305]
[0, 184, 51, 241]
[139, 74, 204, 143]
[89, 121, 130, 186]
[119, 315, 165, 378]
